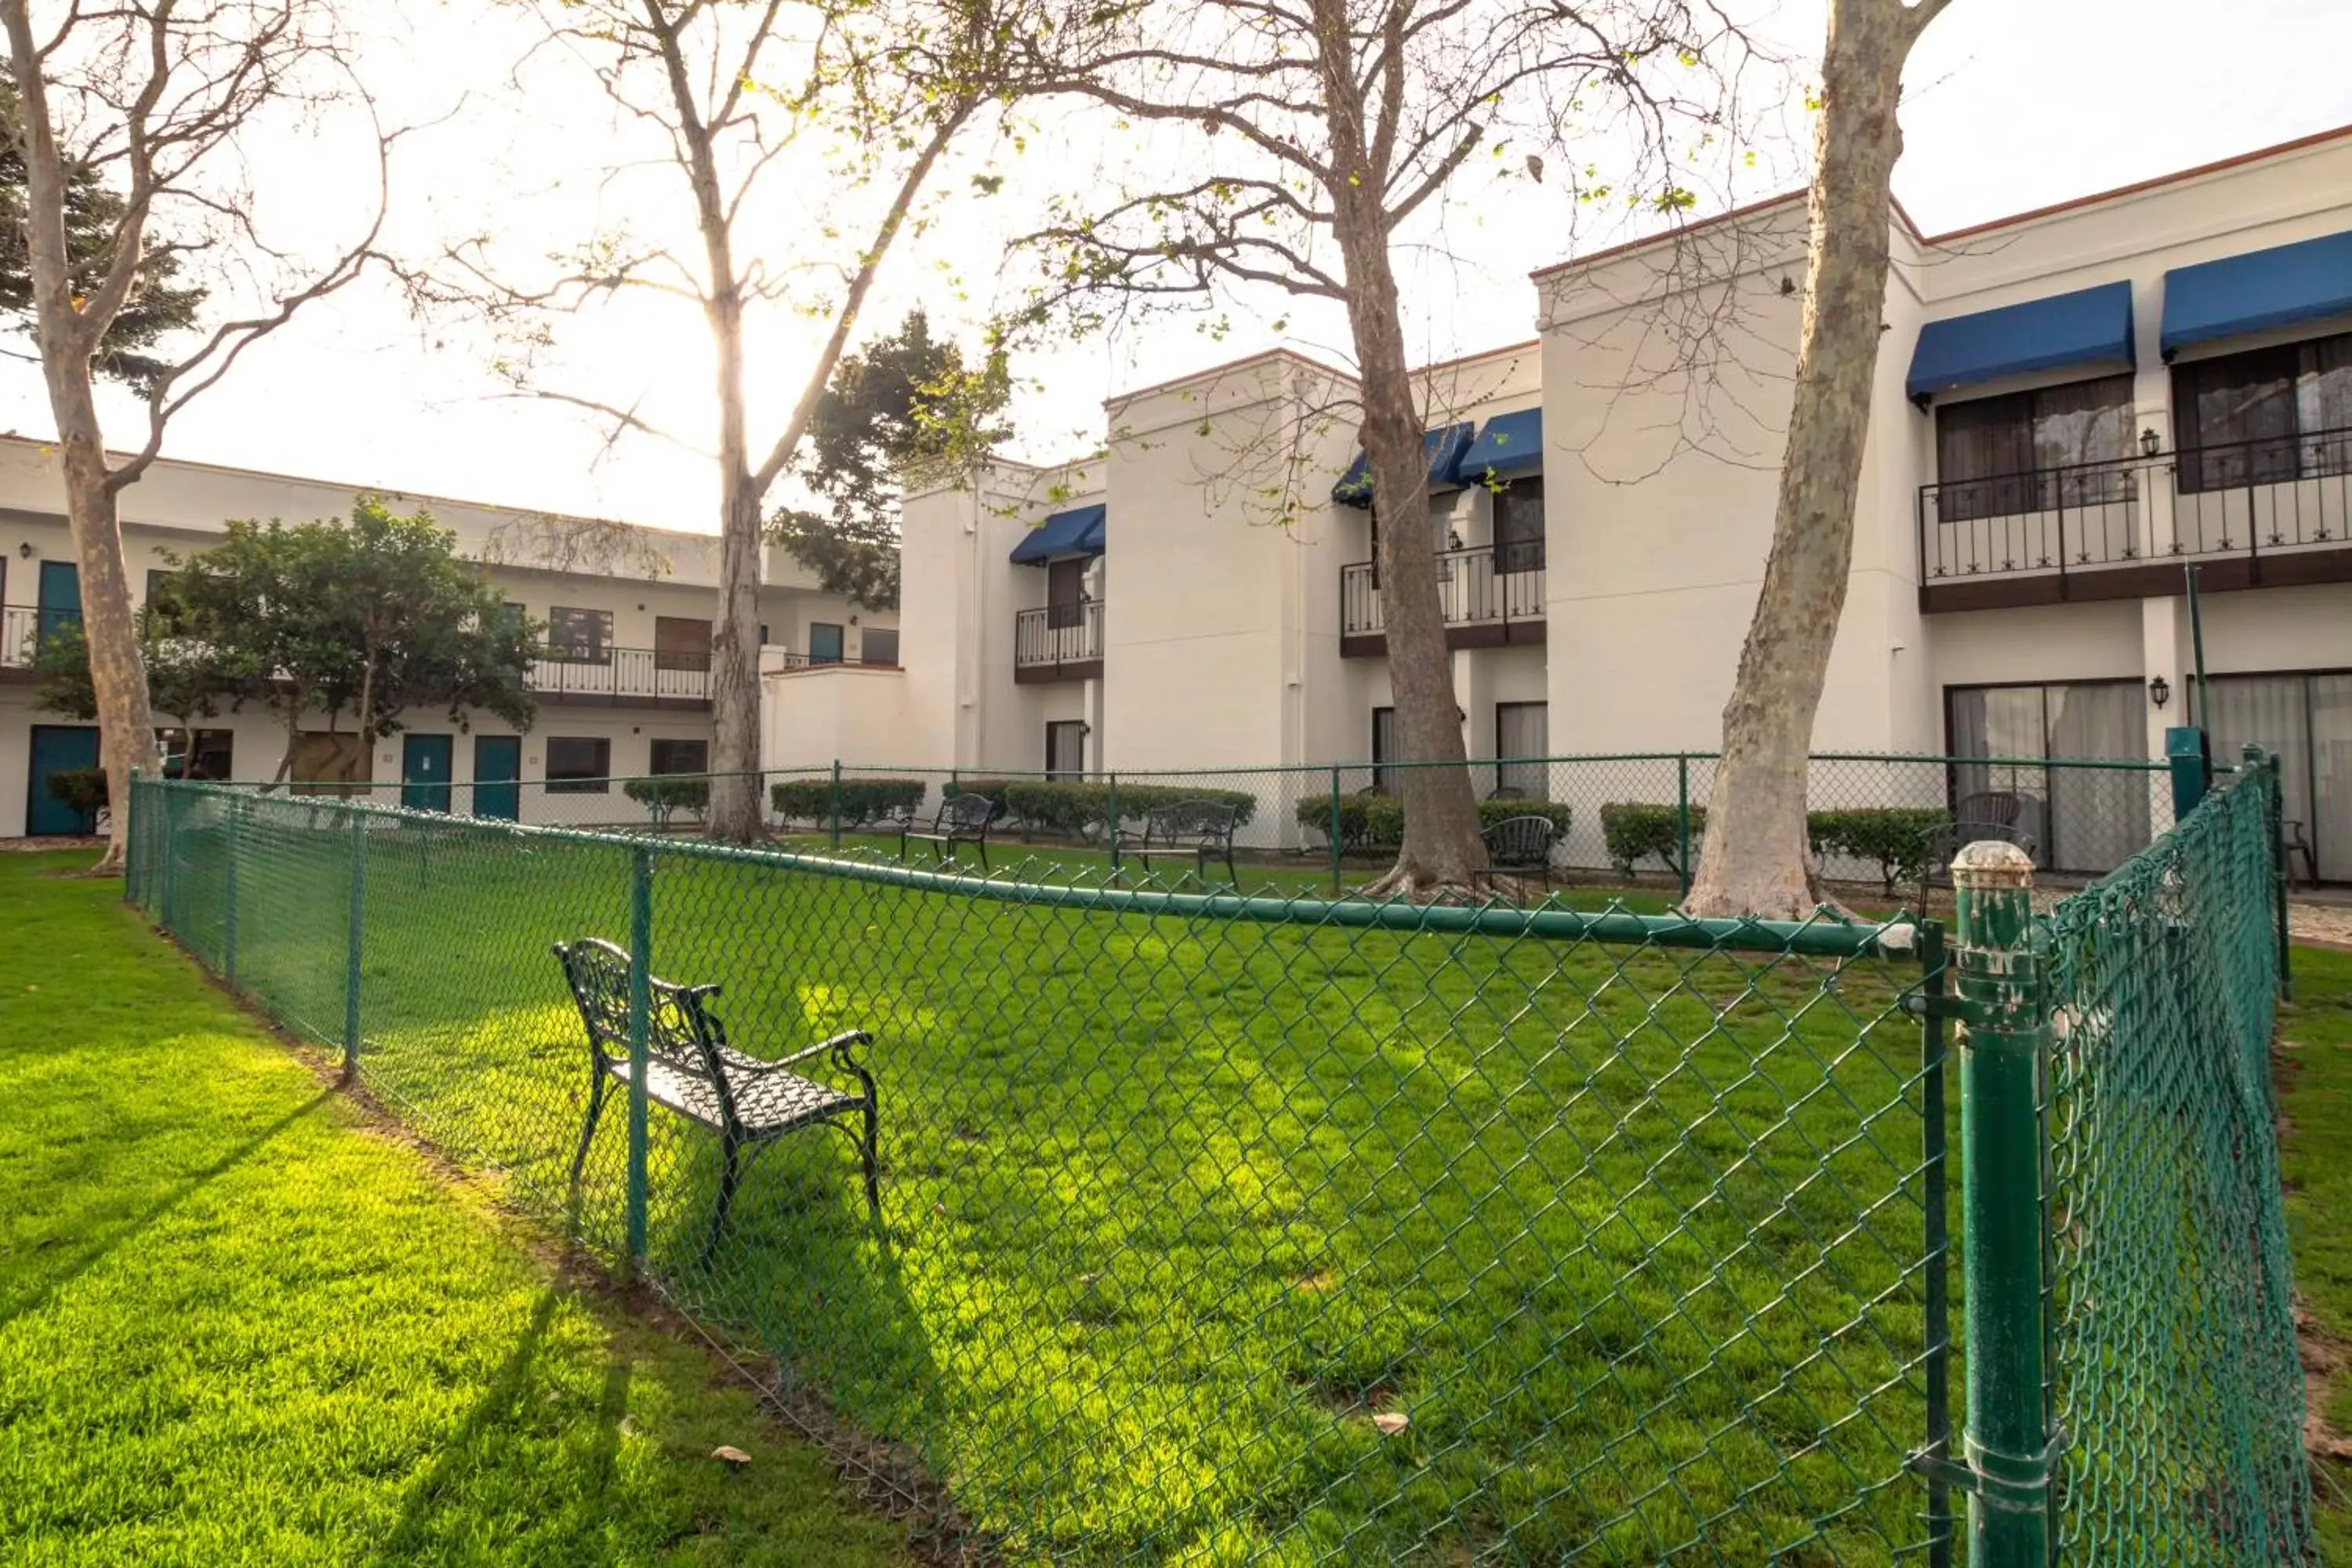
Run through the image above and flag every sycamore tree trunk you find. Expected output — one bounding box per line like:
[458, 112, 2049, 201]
[52, 418, 157, 867]
[1684, 0, 1951, 919]
[709, 462, 765, 840]
[1314, 12, 1485, 899]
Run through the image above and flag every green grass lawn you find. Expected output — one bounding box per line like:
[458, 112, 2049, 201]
[0, 850, 913, 1567]
[137, 796, 1945, 1566]
[2274, 945, 2352, 1560]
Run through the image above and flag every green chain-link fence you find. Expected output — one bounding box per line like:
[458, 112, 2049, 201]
[121, 742, 2305, 1563]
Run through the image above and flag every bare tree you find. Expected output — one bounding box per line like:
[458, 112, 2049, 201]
[1021, 0, 1751, 897]
[1683, 0, 1953, 918]
[0, 0, 389, 869]
[409, 0, 1080, 843]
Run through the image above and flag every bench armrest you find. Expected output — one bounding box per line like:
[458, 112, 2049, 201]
[760, 1029, 875, 1071]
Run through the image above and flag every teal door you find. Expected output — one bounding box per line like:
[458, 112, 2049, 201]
[37, 561, 81, 641]
[27, 724, 100, 834]
[473, 735, 521, 821]
[401, 734, 453, 812]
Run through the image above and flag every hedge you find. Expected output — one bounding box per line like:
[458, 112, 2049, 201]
[1291, 793, 1571, 852]
[947, 779, 1258, 837]
[770, 776, 928, 826]
[1806, 808, 1951, 895]
[622, 775, 711, 823]
[1600, 802, 1704, 878]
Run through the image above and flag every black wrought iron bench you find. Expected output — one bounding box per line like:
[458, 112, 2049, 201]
[901, 793, 994, 869]
[554, 938, 880, 1258]
[1116, 799, 1240, 884]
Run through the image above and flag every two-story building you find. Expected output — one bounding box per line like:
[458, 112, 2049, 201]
[771, 123, 2352, 881]
[0, 435, 895, 834]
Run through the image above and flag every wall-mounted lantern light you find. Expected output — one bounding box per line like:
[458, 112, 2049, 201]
[2149, 675, 2171, 709]
[2139, 427, 2162, 458]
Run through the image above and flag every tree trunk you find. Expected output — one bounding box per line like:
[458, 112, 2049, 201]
[708, 464, 765, 841]
[1683, 0, 1947, 919]
[48, 383, 156, 870]
[1312, 3, 1485, 899]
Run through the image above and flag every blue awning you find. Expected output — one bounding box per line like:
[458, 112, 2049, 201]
[1450, 408, 1544, 484]
[1332, 423, 1474, 507]
[1906, 281, 2136, 403]
[2161, 228, 2352, 358]
[1009, 503, 1106, 565]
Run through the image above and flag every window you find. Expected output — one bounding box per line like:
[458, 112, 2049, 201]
[500, 601, 527, 626]
[808, 622, 844, 664]
[654, 615, 711, 672]
[1045, 720, 1087, 780]
[546, 606, 612, 663]
[2172, 331, 2352, 492]
[861, 627, 899, 666]
[648, 738, 708, 775]
[1370, 706, 1396, 793]
[156, 727, 234, 781]
[1934, 375, 2136, 521]
[2203, 669, 2352, 883]
[1494, 703, 1548, 797]
[1945, 681, 2149, 873]
[1493, 480, 1545, 573]
[545, 736, 612, 793]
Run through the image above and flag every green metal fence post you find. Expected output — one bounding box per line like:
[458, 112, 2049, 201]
[2249, 743, 2292, 1000]
[1107, 771, 1121, 877]
[1951, 840, 2053, 1568]
[1918, 920, 1955, 1568]
[343, 811, 366, 1083]
[222, 793, 241, 990]
[124, 768, 143, 906]
[1675, 754, 1693, 898]
[625, 842, 654, 1278]
[1329, 765, 1344, 897]
[2165, 725, 2211, 818]
[829, 760, 844, 851]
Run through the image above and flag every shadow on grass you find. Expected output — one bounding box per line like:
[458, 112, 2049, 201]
[0, 1087, 334, 1333]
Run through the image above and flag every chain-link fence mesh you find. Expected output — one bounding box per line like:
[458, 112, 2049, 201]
[130, 774, 1948, 1564]
[2039, 751, 2310, 1564]
[122, 740, 2306, 1565]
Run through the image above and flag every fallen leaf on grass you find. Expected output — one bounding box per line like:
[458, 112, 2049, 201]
[713, 1444, 753, 1465]
[1371, 1413, 1409, 1436]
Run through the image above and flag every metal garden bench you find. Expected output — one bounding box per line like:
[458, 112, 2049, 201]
[901, 793, 994, 869]
[1116, 799, 1240, 883]
[554, 938, 880, 1258]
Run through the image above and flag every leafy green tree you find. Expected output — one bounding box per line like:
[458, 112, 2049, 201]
[38, 499, 542, 786]
[770, 310, 1011, 611]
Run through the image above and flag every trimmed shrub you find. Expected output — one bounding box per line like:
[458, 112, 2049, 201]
[1294, 792, 1570, 852]
[770, 776, 927, 827]
[1600, 802, 1704, 878]
[946, 779, 1258, 838]
[624, 775, 710, 825]
[1807, 807, 1951, 895]
[45, 765, 107, 828]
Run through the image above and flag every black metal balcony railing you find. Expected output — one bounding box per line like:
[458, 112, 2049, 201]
[1014, 599, 1104, 672]
[2, 604, 80, 670]
[527, 645, 711, 703]
[1918, 426, 2351, 584]
[1341, 541, 1546, 638]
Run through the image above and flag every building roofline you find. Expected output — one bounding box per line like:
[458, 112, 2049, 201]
[1105, 344, 1357, 410]
[0, 430, 711, 546]
[1919, 119, 2352, 245]
[1413, 336, 1541, 380]
[1529, 120, 2352, 282]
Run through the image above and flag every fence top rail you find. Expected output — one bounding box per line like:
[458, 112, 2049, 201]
[817, 750, 2180, 779]
[142, 777, 1915, 959]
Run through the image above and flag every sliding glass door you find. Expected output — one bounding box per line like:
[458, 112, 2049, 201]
[2205, 670, 2352, 883]
[1946, 681, 2151, 874]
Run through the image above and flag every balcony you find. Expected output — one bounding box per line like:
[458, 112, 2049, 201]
[527, 646, 712, 710]
[1014, 601, 1103, 683]
[0, 604, 79, 677]
[1339, 542, 1546, 658]
[1918, 426, 2352, 612]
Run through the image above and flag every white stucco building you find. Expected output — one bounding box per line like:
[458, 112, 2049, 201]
[0, 437, 895, 835]
[772, 123, 2352, 882]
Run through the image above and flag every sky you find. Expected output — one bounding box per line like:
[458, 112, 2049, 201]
[2, 0, 2348, 537]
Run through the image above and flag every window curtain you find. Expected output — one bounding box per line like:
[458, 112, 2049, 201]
[1494, 481, 1545, 572]
[1947, 686, 2051, 863]
[2309, 675, 2352, 882]
[1936, 394, 2037, 523]
[2205, 675, 2316, 876]
[2034, 375, 2136, 506]
[1370, 706, 1396, 794]
[2045, 682, 2150, 873]
[2299, 334, 2352, 476]
[1495, 703, 1548, 797]
[2175, 347, 2301, 491]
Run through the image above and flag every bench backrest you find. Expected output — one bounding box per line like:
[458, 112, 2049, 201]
[937, 793, 996, 833]
[1145, 799, 1238, 847]
[553, 938, 745, 1127]
[1484, 814, 1557, 869]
